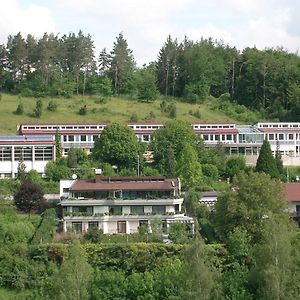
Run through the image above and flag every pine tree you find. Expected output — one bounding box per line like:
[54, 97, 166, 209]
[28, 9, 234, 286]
[109, 33, 135, 94]
[275, 140, 284, 178]
[67, 147, 78, 168]
[55, 130, 62, 159]
[256, 139, 280, 179]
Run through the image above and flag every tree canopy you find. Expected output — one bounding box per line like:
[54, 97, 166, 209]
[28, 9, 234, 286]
[92, 122, 143, 170]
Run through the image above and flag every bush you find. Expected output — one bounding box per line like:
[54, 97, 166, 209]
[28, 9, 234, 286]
[79, 105, 87, 115]
[33, 99, 43, 118]
[47, 100, 58, 112]
[15, 103, 24, 115]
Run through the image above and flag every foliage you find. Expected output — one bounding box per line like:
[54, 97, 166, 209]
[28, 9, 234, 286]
[225, 156, 247, 180]
[14, 181, 46, 215]
[214, 172, 287, 242]
[15, 102, 24, 115]
[136, 66, 159, 101]
[17, 159, 26, 182]
[169, 223, 191, 244]
[47, 100, 58, 112]
[45, 159, 71, 181]
[55, 131, 62, 159]
[93, 122, 143, 169]
[256, 139, 280, 179]
[176, 144, 202, 189]
[151, 120, 200, 174]
[78, 104, 87, 115]
[67, 147, 77, 168]
[180, 238, 219, 300]
[33, 99, 43, 118]
[30, 208, 57, 244]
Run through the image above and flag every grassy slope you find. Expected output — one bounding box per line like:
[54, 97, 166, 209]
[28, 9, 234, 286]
[0, 93, 238, 135]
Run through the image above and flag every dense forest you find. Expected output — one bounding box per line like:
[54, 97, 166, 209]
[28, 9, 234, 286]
[1, 31, 300, 121]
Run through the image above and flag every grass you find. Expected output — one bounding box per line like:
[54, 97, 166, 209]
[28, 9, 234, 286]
[0, 93, 248, 135]
[0, 288, 32, 299]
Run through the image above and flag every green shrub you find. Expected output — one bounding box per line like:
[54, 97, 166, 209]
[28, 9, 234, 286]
[47, 100, 58, 112]
[79, 105, 87, 115]
[15, 103, 24, 115]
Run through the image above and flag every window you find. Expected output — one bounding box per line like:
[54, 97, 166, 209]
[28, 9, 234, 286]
[35, 146, 53, 160]
[88, 222, 99, 230]
[68, 135, 74, 142]
[130, 206, 144, 215]
[81, 135, 87, 142]
[0, 147, 12, 161]
[215, 135, 220, 141]
[109, 206, 122, 215]
[143, 135, 149, 142]
[63, 188, 69, 193]
[226, 134, 232, 141]
[152, 205, 166, 215]
[289, 134, 294, 140]
[278, 134, 284, 140]
[117, 221, 126, 233]
[63, 135, 67, 142]
[14, 147, 32, 161]
[203, 135, 209, 141]
[72, 222, 82, 232]
[268, 134, 274, 141]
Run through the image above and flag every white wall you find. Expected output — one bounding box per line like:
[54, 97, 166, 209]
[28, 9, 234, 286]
[60, 180, 75, 197]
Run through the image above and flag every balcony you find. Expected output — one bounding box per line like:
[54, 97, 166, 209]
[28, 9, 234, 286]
[60, 197, 184, 206]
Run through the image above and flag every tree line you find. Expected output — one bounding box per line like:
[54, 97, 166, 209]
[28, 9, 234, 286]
[1, 31, 300, 119]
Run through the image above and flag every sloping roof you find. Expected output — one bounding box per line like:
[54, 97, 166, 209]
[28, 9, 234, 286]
[284, 183, 300, 202]
[70, 178, 178, 192]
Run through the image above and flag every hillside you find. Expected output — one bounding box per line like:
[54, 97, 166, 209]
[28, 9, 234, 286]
[0, 94, 261, 135]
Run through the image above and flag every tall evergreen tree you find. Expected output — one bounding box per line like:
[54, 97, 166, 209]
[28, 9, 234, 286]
[256, 139, 280, 179]
[109, 33, 135, 94]
[275, 140, 284, 178]
[156, 35, 179, 96]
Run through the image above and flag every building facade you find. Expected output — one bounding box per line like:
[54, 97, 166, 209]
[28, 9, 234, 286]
[0, 135, 55, 178]
[59, 175, 194, 234]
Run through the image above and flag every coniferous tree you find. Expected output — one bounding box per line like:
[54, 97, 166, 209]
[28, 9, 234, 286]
[55, 131, 62, 159]
[109, 33, 135, 94]
[275, 140, 284, 178]
[67, 147, 78, 168]
[256, 139, 280, 179]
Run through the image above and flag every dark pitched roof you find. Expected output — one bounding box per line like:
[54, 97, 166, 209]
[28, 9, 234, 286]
[284, 183, 300, 202]
[70, 177, 178, 192]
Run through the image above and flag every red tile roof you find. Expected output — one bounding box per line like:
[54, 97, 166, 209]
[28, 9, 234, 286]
[284, 183, 300, 202]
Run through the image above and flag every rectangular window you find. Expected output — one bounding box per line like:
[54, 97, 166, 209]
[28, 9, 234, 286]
[130, 206, 144, 215]
[143, 135, 149, 142]
[203, 135, 209, 141]
[68, 135, 74, 142]
[14, 147, 32, 161]
[226, 134, 232, 141]
[0, 147, 12, 161]
[117, 221, 126, 233]
[289, 134, 294, 140]
[268, 134, 274, 140]
[35, 146, 53, 161]
[152, 205, 166, 215]
[71, 222, 82, 232]
[63, 135, 67, 142]
[88, 222, 99, 230]
[81, 135, 87, 142]
[109, 206, 122, 215]
[278, 134, 284, 140]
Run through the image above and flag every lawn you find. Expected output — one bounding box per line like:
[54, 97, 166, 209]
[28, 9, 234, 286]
[0, 93, 238, 135]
